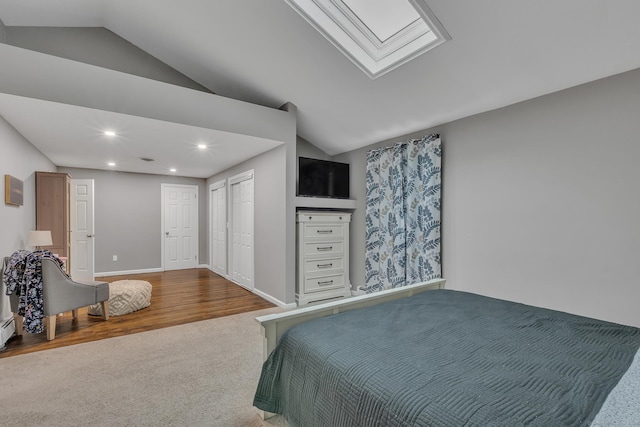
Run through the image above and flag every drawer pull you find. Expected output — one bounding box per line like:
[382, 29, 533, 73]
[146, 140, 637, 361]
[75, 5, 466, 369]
[317, 263, 333, 268]
[317, 246, 333, 251]
[317, 229, 333, 234]
[318, 280, 334, 286]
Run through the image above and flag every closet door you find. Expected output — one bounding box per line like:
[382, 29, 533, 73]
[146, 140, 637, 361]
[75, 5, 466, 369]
[230, 171, 254, 290]
[210, 182, 227, 276]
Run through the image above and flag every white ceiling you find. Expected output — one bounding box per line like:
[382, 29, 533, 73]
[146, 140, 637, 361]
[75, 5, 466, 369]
[0, 94, 283, 178]
[2, 0, 640, 176]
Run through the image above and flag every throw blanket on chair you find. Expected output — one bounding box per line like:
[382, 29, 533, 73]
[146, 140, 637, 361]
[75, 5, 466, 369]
[3, 250, 66, 333]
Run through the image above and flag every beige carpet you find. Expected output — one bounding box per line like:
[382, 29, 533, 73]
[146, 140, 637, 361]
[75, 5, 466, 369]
[0, 307, 288, 427]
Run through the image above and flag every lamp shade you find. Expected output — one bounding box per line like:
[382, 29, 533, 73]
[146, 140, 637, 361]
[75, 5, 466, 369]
[27, 230, 53, 248]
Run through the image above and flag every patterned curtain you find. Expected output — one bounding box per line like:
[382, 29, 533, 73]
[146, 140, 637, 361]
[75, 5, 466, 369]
[364, 134, 441, 293]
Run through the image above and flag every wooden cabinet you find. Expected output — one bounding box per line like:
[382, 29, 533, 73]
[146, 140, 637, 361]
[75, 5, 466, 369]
[36, 172, 71, 263]
[297, 211, 351, 306]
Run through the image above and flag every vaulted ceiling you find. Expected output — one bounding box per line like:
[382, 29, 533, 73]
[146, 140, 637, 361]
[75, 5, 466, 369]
[1, 0, 640, 176]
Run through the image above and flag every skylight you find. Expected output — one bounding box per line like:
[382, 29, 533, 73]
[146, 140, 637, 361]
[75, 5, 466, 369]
[284, 0, 450, 78]
[342, 0, 421, 42]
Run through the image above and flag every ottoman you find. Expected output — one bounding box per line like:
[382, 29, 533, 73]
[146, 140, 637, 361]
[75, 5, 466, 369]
[88, 280, 152, 317]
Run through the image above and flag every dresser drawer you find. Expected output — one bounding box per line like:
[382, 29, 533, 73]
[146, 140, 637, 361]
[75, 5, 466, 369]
[298, 212, 350, 223]
[304, 241, 344, 257]
[304, 257, 344, 274]
[305, 273, 345, 293]
[304, 224, 344, 239]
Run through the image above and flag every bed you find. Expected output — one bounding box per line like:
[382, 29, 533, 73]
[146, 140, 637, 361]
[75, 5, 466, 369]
[253, 280, 640, 426]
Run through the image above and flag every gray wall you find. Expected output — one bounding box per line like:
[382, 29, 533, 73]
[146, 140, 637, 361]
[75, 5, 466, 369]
[207, 144, 289, 304]
[297, 136, 330, 160]
[0, 114, 57, 257]
[296, 136, 331, 197]
[58, 167, 207, 274]
[3, 27, 210, 93]
[334, 67, 640, 328]
[283, 104, 298, 305]
[207, 102, 296, 307]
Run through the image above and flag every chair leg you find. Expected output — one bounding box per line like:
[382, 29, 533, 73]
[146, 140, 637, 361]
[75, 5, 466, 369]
[101, 300, 110, 320]
[47, 315, 57, 340]
[72, 309, 79, 319]
[13, 313, 23, 336]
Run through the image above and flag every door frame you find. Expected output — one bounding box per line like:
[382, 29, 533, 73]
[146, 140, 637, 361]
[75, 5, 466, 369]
[209, 179, 227, 277]
[160, 183, 199, 271]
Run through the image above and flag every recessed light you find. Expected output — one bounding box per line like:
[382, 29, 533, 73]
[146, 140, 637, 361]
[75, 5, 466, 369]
[107, 162, 116, 167]
[170, 168, 177, 173]
[197, 144, 207, 150]
[103, 130, 117, 137]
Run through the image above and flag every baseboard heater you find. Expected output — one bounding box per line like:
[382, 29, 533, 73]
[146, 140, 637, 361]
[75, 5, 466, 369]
[0, 316, 15, 351]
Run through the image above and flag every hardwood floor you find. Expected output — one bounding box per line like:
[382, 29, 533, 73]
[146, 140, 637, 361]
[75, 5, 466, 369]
[0, 268, 275, 358]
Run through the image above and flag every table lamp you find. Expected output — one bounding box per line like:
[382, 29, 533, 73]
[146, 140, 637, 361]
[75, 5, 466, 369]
[26, 230, 53, 250]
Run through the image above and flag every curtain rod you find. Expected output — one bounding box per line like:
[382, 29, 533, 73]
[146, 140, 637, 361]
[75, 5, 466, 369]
[367, 134, 440, 154]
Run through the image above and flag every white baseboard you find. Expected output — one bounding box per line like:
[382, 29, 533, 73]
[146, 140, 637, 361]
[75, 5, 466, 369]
[351, 286, 366, 296]
[94, 267, 163, 277]
[96, 265, 213, 278]
[208, 266, 229, 279]
[252, 287, 296, 309]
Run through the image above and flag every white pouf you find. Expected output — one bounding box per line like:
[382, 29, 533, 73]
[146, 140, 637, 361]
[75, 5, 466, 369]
[88, 280, 152, 317]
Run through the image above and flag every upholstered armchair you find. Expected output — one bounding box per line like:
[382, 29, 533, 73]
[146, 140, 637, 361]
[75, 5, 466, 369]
[6, 257, 110, 340]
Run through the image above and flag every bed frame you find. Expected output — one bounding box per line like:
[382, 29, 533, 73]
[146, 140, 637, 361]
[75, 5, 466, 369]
[255, 278, 446, 362]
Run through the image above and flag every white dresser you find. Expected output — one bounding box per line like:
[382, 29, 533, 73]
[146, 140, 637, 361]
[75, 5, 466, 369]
[297, 211, 352, 306]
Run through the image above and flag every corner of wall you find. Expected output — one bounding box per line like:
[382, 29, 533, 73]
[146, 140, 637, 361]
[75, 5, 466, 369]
[278, 101, 299, 305]
[0, 17, 7, 43]
[296, 135, 331, 160]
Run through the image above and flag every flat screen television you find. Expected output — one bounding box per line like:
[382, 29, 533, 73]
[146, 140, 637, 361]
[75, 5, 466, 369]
[298, 157, 349, 199]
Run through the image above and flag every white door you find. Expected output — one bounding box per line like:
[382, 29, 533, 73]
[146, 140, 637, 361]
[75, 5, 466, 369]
[210, 182, 227, 276]
[70, 179, 95, 281]
[230, 171, 254, 289]
[162, 184, 198, 271]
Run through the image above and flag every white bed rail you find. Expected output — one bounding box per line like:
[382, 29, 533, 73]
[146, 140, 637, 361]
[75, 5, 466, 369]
[256, 278, 446, 361]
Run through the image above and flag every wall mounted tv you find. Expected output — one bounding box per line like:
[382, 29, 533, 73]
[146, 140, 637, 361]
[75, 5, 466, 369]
[298, 157, 349, 199]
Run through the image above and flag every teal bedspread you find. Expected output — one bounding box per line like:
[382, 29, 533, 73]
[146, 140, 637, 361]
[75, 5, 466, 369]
[254, 290, 640, 426]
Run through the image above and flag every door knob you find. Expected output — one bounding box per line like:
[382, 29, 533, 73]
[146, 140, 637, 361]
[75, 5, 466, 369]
[165, 232, 169, 236]
[87, 234, 94, 238]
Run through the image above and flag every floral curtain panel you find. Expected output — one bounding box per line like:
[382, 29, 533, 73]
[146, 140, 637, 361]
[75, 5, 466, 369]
[364, 134, 442, 293]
